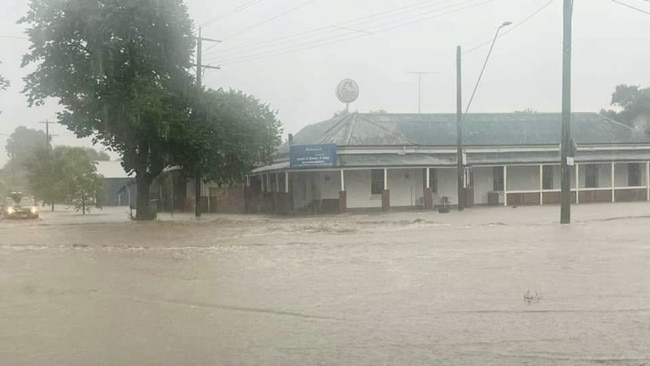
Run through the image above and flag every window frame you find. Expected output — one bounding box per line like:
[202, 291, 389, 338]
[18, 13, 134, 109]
[542, 165, 554, 190]
[493, 166, 504, 191]
[628, 163, 642, 187]
[370, 169, 384, 195]
[585, 164, 599, 188]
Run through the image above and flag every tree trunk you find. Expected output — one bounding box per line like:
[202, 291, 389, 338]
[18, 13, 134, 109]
[195, 169, 201, 218]
[135, 174, 154, 220]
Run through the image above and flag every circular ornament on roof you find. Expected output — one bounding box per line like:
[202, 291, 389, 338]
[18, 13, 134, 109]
[336, 79, 359, 104]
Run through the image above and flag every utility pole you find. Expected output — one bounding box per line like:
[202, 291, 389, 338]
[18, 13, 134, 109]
[11, 147, 15, 186]
[194, 27, 221, 218]
[39, 120, 58, 211]
[38, 120, 57, 211]
[39, 120, 56, 148]
[560, 0, 573, 224]
[456, 22, 511, 212]
[406, 71, 439, 113]
[456, 46, 464, 211]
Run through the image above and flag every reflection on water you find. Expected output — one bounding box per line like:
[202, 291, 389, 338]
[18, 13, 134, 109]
[1, 205, 650, 365]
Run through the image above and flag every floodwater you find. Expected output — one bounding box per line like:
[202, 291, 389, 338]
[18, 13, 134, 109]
[1, 204, 650, 365]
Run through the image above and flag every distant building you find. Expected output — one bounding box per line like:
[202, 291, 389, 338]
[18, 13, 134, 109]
[246, 112, 650, 214]
[95, 160, 135, 207]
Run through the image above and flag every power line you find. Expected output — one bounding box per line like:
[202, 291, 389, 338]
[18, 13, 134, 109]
[39, 120, 57, 148]
[202, 0, 458, 58]
[211, 0, 492, 66]
[215, 0, 489, 65]
[463, 0, 555, 55]
[612, 0, 650, 15]
[213, 0, 486, 65]
[222, 0, 320, 41]
[199, 0, 262, 28]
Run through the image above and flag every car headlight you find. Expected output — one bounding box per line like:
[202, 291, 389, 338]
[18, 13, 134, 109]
[6, 207, 15, 214]
[31, 207, 38, 214]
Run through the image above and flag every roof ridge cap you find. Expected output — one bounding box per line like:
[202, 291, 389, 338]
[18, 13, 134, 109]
[356, 114, 419, 145]
[597, 112, 639, 133]
[345, 113, 358, 145]
[320, 113, 351, 143]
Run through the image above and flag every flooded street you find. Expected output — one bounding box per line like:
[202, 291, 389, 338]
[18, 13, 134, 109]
[1, 204, 650, 365]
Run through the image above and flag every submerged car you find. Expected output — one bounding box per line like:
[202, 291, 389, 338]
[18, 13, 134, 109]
[3, 193, 39, 219]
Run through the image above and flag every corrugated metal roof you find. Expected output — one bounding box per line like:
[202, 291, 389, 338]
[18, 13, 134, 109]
[279, 112, 650, 155]
[251, 161, 290, 174]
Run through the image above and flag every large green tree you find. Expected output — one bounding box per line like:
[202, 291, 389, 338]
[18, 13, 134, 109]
[20, 0, 195, 220]
[601, 84, 650, 132]
[24, 146, 104, 212]
[0, 126, 49, 191]
[5, 126, 49, 168]
[169, 88, 282, 213]
[57, 147, 105, 214]
[22, 147, 63, 208]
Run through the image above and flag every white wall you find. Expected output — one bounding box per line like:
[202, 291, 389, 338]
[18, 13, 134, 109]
[551, 165, 562, 190]
[436, 168, 458, 206]
[387, 168, 424, 207]
[473, 167, 495, 204]
[318, 171, 341, 199]
[576, 163, 611, 188]
[346, 170, 381, 209]
[599, 163, 613, 187]
[344, 168, 458, 209]
[507, 166, 540, 191]
[613, 163, 644, 187]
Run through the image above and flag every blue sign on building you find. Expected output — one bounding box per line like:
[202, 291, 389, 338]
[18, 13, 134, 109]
[290, 144, 337, 169]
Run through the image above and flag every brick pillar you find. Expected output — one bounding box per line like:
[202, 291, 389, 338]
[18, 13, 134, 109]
[423, 188, 433, 210]
[339, 190, 347, 213]
[465, 187, 474, 208]
[382, 189, 390, 212]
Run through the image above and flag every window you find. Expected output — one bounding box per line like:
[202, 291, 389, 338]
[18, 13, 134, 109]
[424, 168, 438, 192]
[542, 165, 554, 190]
[371, 169, 384, 195]
[585, 164, 598, 188]
[629, 163, 641, 187]
[493, 166, 504, 191]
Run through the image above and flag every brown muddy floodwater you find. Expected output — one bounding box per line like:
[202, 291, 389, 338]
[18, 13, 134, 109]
[1, 204, 650, 365]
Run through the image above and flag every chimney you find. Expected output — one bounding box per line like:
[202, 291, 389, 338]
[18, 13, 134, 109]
[288, 133, 293, 144]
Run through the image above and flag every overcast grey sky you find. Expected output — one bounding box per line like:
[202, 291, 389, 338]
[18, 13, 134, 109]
[1, 0, 649, 165]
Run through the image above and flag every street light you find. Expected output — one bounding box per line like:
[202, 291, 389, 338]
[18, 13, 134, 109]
[456, 21, 511, 211]
[464, 21, 512, 116]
